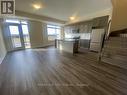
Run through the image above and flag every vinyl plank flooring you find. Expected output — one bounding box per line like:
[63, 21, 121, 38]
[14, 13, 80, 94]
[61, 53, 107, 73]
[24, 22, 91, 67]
[0, 48, 127, 95]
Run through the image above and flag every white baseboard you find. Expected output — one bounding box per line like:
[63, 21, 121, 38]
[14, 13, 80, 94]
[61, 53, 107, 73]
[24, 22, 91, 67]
[0, 53, 7, 64]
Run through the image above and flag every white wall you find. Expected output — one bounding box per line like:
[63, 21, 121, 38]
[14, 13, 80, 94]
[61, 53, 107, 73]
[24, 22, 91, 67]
[0, 19, 7, 64]
[28, 20, 44, 48]
[2, 19, 61, 51]
[28, 20, 55, 48]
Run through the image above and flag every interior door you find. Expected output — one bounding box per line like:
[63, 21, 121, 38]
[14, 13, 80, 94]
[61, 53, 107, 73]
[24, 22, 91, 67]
[9, 24, 25, 50]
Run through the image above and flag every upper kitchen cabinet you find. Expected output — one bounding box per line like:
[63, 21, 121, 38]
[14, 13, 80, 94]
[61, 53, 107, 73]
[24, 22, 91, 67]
[92, 16, 109, 28]
[78, 21, 93, 33]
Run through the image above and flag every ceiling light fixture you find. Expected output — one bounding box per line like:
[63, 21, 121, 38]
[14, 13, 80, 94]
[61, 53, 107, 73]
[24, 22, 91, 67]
[70, 16, 75, 20]
[33, 4, 41, 9]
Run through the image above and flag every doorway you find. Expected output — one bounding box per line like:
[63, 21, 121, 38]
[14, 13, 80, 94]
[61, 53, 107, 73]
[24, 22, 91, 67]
[7, 20, 31, 51]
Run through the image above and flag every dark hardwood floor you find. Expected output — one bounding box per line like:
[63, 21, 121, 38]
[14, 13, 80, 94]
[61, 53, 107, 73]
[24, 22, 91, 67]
[0, 47, 127, 95]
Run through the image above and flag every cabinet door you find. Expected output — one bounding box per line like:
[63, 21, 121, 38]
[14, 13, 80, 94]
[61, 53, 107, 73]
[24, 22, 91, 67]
[93, 16, 109, 28]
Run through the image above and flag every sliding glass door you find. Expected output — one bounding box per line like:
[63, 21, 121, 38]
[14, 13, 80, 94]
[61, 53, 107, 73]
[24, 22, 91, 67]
[6, 19, 31, 51]
[21, 24, 31, 49]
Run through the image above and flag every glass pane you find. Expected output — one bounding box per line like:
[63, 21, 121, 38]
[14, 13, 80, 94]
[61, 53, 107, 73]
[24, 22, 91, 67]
[56, 29, 61, 38]
[47, 25, 55, 28]
[6, 20, 20, 24]
[22, 25, 31, 48]
[47, 28, 56, 35]
[9, 26, 20, 35]
[22, 25, 29, 34]
[9, 26, 22, 48]
[56, 29, 60, 35]
[55, 26, 61, 29]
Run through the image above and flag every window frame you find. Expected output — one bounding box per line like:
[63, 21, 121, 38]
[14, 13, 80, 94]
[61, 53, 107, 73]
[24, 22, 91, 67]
[47, 24, 61, 41]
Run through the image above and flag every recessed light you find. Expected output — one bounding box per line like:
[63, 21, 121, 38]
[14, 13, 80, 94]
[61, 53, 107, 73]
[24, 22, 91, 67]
[33, 4, 41, 9]
[70, 16, 75, 20]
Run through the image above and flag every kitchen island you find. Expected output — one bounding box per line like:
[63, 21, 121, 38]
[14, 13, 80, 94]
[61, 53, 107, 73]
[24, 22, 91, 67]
[55, 38, 79, 54]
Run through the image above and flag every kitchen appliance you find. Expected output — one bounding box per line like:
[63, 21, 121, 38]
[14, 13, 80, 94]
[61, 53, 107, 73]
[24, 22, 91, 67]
[90, 28, 105, 52]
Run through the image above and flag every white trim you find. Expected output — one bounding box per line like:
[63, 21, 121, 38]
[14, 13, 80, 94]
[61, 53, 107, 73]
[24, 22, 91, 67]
[0, 52, 6, 64]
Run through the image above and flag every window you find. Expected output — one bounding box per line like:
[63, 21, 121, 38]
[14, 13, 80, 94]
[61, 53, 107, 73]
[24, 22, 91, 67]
[47, 25, 61, 41]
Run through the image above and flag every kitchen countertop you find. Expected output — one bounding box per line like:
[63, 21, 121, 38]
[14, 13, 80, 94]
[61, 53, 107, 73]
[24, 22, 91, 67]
[56, 38, 79, 42]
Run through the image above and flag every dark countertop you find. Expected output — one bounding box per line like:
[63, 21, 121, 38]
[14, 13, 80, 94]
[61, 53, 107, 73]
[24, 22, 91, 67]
[56, 38, 79, 42]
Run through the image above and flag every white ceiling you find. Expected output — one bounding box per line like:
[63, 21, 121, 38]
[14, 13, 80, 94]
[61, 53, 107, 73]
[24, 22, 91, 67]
[15, 0, 112, 21]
